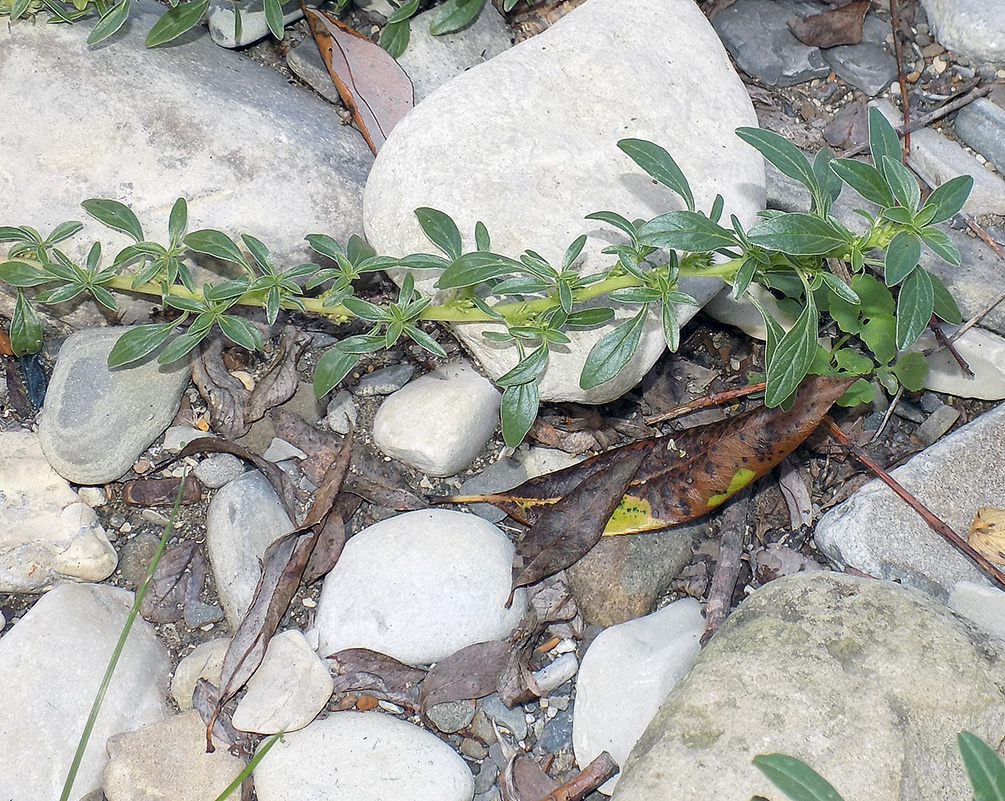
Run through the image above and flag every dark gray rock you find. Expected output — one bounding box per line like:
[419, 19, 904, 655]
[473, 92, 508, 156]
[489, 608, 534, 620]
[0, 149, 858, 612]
[426, 700, 476, 734]
[823, 42, 897, 96]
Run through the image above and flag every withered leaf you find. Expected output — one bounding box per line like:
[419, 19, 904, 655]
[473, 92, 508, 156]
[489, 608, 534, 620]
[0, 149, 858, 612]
[303, 6, 413, 155]
[447, 376, 852, 537]
[139, 539, 201, 624]
[329, 647, 426, 710]
[303, 494, 360, 585]
[206, 431, 354, 750]
[503, 755, 559, 801]
[122, 476, 201, 506]
[245, 327, 312, 422]
[788, 0, 871, 48]
[419, 641, 513, 718]
[192, 679, 257, 757]
[192, 336, 251, 439]
[968, 507, 1005, 567]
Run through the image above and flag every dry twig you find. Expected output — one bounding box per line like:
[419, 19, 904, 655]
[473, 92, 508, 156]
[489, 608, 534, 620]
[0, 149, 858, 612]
[701, 486, 752, 646]
[532, 752, 619, 801]
[644, 382, 766, 425]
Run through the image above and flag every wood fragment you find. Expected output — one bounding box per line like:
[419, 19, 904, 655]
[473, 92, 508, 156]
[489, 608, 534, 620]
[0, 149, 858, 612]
[644, 382, 766, 425]
[701, 486, 752, 646]
[532, 751, 620, 801]
[823, 417, 1005, 590]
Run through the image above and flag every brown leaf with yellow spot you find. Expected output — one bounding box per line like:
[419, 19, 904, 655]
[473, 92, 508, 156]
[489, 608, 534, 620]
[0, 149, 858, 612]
[968, 507, 1005, 567]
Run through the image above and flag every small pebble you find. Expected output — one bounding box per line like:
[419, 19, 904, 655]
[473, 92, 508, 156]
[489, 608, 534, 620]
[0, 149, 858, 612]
[263, 438, 308, 463]
[325, 390, 358, 435]
[377, 700, 403, 714]
[532, 652, 578, 694]
[185, 601, 225, 628]
[140, 509, 170, 525]
[427, 699, 476, 733]
[354, 364, 415, 396]
[75, 486, 108, 507]
[916, 405, 961, 447]
[920, 393, 943, 414]
[194, 454, 246, 489]
[461, 738, 489, 760]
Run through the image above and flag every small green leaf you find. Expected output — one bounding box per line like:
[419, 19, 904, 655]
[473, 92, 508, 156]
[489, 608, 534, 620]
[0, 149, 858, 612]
[167, 198, 188, 246]
[924, 174, 973, 224]
[10, 289, 43, 357]
[184, 229, 248, 266]
[819, 272, 859, 305]
[497, 345, 548, 387]
[0, 260, 53, 287]
[501, 381, 539, 448]
[661, 300, 679, 351]
[617, 139, 694, 212]
[82, 198, 143, 242]
[752, 754, 845, 801]
[892, 352, 929, 391]
[834, 348, 873, 375]
[884, 231, 921, 286]
[637, 211, 737, 252]
[218, 314, 264, 352]
[11, 0, 31, 21]
[0, 226, 34, 243]
[379, 18, 410, 57]
[107, 322, 179, 367]
[930, 271, 962, 325]
[263, 0, 283, 37]
[404, 324, 447, 358]
[585, 210, 637, 240]
[748, 214, 847, 256]
[157, 328, 209, 364]
[314, 347, 359, 396]
[580, 306, 649, 390]
[387, 0, 418, 22]
[567, 307, 615, 327]
[429, 0, 483, 35]
[812, 146, 842, 211]
[241, 234, 273, 272]
[474, 221, 491, 252]
[415, 207, 462, 261]
[829, 158, 895, 207]
[145, 0, 208, 45]
[958, 731, 1005, 801]
[609, 286, 661, 303]
[881, 155, 921, 212]
[736, 127, 819, 198]
[562, 235, 587, 270]
[436, 251, 524, 289]
[868, 107, 902, 178]
[732, 257, 757, 299]
[919, 226, 961, 266]
[896, 267, 934, 350]
[836, 377, 874, 407]
[46, 221, 84, 245]
[342, 296, 387, 322]
[862, 314, 897, 365]
[38, 283, 86, 304]
[87, 0, 130, 44]
[765, 295, 818, 407]
[305, 233, 344, 261]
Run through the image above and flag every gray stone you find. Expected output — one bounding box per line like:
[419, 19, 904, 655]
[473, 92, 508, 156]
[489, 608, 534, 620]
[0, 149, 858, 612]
[920, 0, 1005, 70]
[206, 470, 295, 626]
[355, 363, 416, 396]
[364, 0, 764, 404]
[286, 40, 343, 105]
[263, 437, 308, 462]
[193, 453, 246, 488]
[326, 390, 358, 435]
[915, 403, 961, 446]
[103, 711, 247, 801]
[0, 430, 117, 591]
[117, 532, 162, 588]
[172, 638, 230, 710]
[232, 629, 333, 734]
[921, 327, 1005, 400]
[314, 509, 526, 665]
[574, 598, 703, 795]
[613, 573, 1005, 801]
[815, 402, 1005, 599]
[253, 711, 475, 801]
[0, 0, 372, 272]
[538, 706, 574, 754]
[37, 327, 189, 484]
[184, 599, 225, 628]
[533, 652, 578, 694]
[823, 42, 897, 97]
[955, 98, 1005, 174]
[0, 584, 170, 800]
[208, 0, 305, 48]
[397, 4, 513, 104]
[949, 581, 1005, 641]
[712, 0, 831, 87]
[372, 362, 500, 477]
[162, 425, 209, 452]
[426, 699, 477, 734]
[566, 522, 702, 626]
[479, 693, 528, 741]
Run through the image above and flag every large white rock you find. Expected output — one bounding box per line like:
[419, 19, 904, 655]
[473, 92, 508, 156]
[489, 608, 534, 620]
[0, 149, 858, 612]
[0, 583, 170, 800]
[920, 0, 1005, 70]
[254, 711, 474, 801]
[38, 327, 190, 485]
[171, 638, 231, 710]
[206, 471, 295, 626]
[949, 581, 1005, 641]
[0, 431, 117, 591]
[363, 0, 764, 403]
[314, 509, 526, 665]
[103, 711, 247, 801]
[573, 598, 704, 794]
[232, 629, 334, 734]
[372, 361, 501, 476]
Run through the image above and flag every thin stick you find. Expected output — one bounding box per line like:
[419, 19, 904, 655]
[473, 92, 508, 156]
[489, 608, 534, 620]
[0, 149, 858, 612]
[888, 0, 911, 156]
[533, 752, 619, 801]
[701, 486, 752, 646]
[823, 417, 1005, 590]
[644, 382, 766, 425]
[947, 220, 1005, 343]
[929, 318, 974, 376]
[868, 385, 903, 445]
[839, 84, 991, 158]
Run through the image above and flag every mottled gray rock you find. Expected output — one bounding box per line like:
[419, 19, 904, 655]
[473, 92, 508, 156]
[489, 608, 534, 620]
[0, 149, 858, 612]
[821, 13, 898, 96]
[0, 431, 117, 591]
[286, 40, 342, 105]
[427, 699, 477, 734]
[193, 453, 246, 489]
[567, 522, 703, 626]
[814, 402, 1005, 599]
[208, 0, 305, 48]
[364, 0, 764, 403]
[253, 712, 475, 801]
[915, 403, 961, 446]
[574, 599, 703, 794]
[37, 327, 189, 484]
[0, 0, 372, 271]
[949, 581, 1005, 641]
[314, 509, 526, 664]
[206, 471, 295, 626]
[0, 584, 170, 800]
[263, 437, 308, 463]
[172, 638, 230, 710]
[232, 629, 333, 734]
[103, 711, 246, 801]
[372, 362, 500, 476]
[955, 98, 1005, 173]
[920, 0, 1005, 71]
[355, 363, 415, 396]
[613, 573, 1005, 801]
[479, 693, 528, 741]
[712, 0, 831, 87]
[326, 390, 358, 435]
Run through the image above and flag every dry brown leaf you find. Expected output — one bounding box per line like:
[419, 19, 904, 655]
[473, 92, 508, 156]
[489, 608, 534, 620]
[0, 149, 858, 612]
[788, 0, 871, 48]
[419, 641, 512, 717]
[968, 507, 1005, 567]
[329, 647, 426, 710]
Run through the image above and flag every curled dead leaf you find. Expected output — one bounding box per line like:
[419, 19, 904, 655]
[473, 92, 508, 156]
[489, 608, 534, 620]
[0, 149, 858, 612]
[968, 507, 1005, 567]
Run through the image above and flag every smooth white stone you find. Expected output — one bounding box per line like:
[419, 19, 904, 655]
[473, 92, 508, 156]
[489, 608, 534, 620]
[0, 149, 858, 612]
[206, 471, 295, 626]
[949, 581, 1005, 641]
[573, 598, 704, 794]
[0, 431, 117, 591]
[919, 0, 1005, 69]
[920, 327, 1005, 400]
[193, 453, 246, 489]
[171, 638, 230, 710]
[326, 390, 358, 435]
[0, 584, 170, 799]
[253, 712, 474, 801]
[162, 426, 210, 452]
[315, 509, 526, 665]
[533, 652, 579, 694]
[263, 437, 309, 463]
[373, 362, 500, 477]
[232, 630, 334, 734]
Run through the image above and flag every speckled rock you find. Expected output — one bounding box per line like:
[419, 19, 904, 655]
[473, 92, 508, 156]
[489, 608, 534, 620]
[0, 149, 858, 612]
[920, 0, 1005, 71]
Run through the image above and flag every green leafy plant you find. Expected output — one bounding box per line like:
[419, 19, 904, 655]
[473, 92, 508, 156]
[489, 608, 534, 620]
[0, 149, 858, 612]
[753, 730, 1005, 801]
[0, 109, 971, 447]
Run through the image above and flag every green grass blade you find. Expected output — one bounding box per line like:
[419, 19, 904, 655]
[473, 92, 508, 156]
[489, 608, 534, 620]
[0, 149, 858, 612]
[213, 732, 284, 801]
